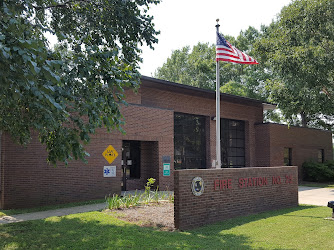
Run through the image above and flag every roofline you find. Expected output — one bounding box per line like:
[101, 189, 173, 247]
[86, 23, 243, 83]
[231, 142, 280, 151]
[263, 103, 277, 111]
[255, 122, 333, 133]
[140, 75, 276, 107]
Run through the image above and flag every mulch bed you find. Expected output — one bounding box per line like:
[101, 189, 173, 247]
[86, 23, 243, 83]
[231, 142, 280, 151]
[105, 201, 175, 231]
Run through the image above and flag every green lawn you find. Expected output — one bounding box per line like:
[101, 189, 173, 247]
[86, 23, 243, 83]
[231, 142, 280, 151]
[1, 205, 334, 249]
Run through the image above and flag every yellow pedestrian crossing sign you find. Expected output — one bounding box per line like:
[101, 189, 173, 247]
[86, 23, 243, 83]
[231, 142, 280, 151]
[102, 145, 118, 164]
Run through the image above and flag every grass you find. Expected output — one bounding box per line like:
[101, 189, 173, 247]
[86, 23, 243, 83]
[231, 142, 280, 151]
[0, 199, 105, 218]
[1, 205, 334, 249]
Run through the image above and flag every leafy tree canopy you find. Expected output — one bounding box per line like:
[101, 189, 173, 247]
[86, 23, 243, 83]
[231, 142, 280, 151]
[255, 0, 334, 130]
[154, 27, 268, 101]
[155, 2, 333, 133]
[0, 0, 160, 164]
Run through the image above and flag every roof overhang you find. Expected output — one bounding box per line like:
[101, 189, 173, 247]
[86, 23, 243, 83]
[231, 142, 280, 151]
[140, 76, 273, 108]
[262, 103, 277, 111]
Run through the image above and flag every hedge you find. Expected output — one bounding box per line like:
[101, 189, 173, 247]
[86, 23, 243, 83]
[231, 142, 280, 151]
[303, 160, 334, 182]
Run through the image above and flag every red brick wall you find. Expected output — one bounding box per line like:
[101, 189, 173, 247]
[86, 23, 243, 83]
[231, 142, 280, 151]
[174, 166, 298, 230]
[120, 104, 174, 191]
[141, 141, 159, 187]
[1, 132, 123, 209]
[141, 85, 263, 123]
[126, 141, 159, 191]
[124, 87, 141, 105]
[254, 124, 271, 167]
[0, 104, 174, 209]
[255, 123, 333, 178]
[141, 85, 263, 168]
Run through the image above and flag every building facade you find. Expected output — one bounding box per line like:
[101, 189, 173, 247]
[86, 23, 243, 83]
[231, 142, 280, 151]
[0, 76, 332, 209]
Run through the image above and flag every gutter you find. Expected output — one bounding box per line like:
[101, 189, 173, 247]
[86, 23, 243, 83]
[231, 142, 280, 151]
[263, 103, 277, 111]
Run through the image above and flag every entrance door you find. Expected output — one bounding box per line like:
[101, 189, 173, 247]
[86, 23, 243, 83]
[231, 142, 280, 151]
[122, 141, 141, 191]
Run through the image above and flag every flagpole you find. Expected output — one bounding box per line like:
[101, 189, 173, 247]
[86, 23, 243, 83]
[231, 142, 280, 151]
[215, 19, 221, 169]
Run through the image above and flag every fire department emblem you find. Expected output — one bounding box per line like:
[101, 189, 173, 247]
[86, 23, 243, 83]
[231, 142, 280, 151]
[191, 177, 204, 196]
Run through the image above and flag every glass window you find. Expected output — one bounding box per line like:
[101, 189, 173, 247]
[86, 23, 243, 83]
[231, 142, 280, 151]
[221, 118, 245, 168]
[174, 113, 206, 169]
[284, 147, 292, 166]
[318, 149, 324, 163]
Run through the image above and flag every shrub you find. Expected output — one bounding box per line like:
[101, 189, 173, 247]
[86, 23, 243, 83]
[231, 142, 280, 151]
[131, 190, 141, 207]
[106, 194, 122, 210]
[168, 194, 174, 203]
[326, 160, 334, 170]
[153, 186, 160, 203]
[144, 178, 156, 196]
[122, 195, 134, 208]
[105, 178, 174, 210]
[303, 160, 334, 182]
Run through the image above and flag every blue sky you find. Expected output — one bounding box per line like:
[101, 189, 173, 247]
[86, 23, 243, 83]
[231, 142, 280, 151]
[139, 0, 292, 76]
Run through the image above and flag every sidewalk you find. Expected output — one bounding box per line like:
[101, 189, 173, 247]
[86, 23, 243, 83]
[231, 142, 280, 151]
[298, 186, 334, 206]
[1, 188, 332, 225]
[0, 202, 106, 225]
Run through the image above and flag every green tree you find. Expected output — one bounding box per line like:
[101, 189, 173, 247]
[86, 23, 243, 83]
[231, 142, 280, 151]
[154, 43, 216, 90]
[0, 0, 160, 164]
[154, 27, 267, 100]
[255, 0, 334, 130]
[220, 81, 247, 97]
[153, 46, 193, 86]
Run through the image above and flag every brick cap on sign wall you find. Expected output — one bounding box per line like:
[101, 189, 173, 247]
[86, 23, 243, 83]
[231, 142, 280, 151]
[174, 166, 299, 171]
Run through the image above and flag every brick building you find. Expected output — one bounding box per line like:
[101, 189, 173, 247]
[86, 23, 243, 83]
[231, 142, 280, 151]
[0, 76, 332, 209]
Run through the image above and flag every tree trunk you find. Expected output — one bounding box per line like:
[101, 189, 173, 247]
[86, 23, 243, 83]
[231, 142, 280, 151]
[300, 112, 308, 127]
[0, 130, 2, 206]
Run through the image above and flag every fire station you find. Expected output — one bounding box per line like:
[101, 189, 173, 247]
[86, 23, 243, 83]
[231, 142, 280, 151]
[0, 76, 332, 209]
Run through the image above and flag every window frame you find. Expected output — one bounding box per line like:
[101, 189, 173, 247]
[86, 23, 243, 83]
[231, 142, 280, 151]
[318, 149, 325, 163]
[221, 118, 245, 168]
[284, 147, 292, 166]
[174, 112, 207, 170]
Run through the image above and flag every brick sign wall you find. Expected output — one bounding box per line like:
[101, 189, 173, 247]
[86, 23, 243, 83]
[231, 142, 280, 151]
[174, 166, 298, 230]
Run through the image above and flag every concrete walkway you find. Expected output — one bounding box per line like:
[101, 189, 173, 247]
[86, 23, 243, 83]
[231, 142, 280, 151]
[298, 186, 334, 206]
[0, 202, 106, 225]
[0, 187, 332, 225]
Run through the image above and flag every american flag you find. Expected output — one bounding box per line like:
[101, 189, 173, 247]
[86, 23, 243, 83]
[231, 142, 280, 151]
[216, 32, 258, 64]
